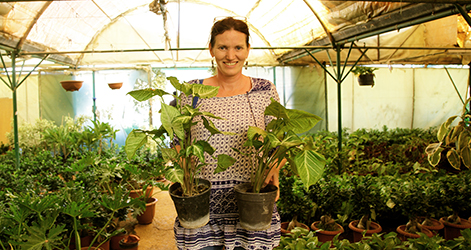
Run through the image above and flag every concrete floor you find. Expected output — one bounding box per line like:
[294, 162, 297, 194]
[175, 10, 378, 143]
[133, 189, 178, 250]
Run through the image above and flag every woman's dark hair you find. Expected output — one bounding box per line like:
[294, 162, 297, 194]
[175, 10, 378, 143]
[210, 17, 250, 48]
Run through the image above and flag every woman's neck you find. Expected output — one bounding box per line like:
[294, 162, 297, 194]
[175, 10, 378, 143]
[207, 74, 252, 97]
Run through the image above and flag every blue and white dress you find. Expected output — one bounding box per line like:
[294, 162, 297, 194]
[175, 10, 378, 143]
[173, 77, 281, 250]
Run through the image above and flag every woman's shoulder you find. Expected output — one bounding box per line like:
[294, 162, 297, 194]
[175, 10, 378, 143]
[251, 77, 274, 92]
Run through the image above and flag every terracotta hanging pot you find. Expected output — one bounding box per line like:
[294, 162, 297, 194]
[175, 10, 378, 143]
[108, 82, 123, 90]
[61, 80, 83, 91]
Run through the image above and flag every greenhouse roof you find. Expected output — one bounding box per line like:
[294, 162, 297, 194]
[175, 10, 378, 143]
[0, 0, 470, 70]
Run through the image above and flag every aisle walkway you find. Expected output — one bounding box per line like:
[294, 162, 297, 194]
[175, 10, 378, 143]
[133, 189, 178, 250]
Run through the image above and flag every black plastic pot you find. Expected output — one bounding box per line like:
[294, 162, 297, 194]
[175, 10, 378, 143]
[169, 178, 211, 229]
[234, 182, 278, 231]
[357, 74, 375, 86]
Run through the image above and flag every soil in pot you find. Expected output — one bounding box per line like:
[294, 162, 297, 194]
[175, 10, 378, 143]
[439, 217, 471, 240]
[169, 178, 211, 229]
[119, 235, 140, 250]
[234, 182, 278, 231]
[311, 221, 344, 244]
[136, 197, 158, 225]
[348, 220, 382, 242]
[396, 225, 433, 241]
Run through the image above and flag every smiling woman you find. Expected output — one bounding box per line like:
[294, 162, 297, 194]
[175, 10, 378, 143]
[173, 17, 283, 250]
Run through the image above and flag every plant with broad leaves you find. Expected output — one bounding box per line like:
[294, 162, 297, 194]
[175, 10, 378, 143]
[234, 98, 325, 193]
[426, 97, 471, 172]
[124, 76, 236, 197]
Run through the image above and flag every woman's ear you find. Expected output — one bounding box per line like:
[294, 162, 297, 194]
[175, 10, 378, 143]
[209, 44, 214, 57]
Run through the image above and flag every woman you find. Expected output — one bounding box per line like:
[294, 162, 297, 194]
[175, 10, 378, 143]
[174, 17, 282, 250]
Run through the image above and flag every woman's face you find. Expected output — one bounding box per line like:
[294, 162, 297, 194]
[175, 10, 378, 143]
[210, 29, 250, 78]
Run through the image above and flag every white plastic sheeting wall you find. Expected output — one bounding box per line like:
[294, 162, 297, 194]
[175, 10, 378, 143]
[326, 67, 469, 132]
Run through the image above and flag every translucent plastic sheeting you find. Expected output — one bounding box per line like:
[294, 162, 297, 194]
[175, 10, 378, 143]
[326, 67, 469, 132]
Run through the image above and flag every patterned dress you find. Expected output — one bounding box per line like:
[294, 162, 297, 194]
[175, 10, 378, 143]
[173, 77, 281, 250]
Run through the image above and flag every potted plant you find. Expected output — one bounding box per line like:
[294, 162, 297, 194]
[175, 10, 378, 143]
[351, 66, 378, 86]
[347, 174, 383, 242]
[388, 176, 434, 240]
[124, 76, 236, 229]
[425, 97, 471, 173]
[280, 215, 310, 237]
[233, 98, 326, 230]
[437, 173, 471, 240]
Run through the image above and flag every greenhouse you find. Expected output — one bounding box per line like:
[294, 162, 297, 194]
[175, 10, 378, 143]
[1, 0, 471, 249]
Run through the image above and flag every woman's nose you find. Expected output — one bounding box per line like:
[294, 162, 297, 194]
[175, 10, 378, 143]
[225, 49, 236, 60]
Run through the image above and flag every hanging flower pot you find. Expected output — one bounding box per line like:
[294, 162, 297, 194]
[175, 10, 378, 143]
[60, 80, 83, 91]
[108, 82, 123, 90]
[357, 74, 375, 86]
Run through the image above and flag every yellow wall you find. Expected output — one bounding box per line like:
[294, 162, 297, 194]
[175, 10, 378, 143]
[0, 98, 12, 144]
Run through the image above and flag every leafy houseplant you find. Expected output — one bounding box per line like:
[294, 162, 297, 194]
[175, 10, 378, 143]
[124, 76, 236, 228]
[234, 99, 326, 230]
[351, 66, 378, 86]
[237, 98, 326, 193]
[425, 97, 471, 173]
[347, 174, 383, 242]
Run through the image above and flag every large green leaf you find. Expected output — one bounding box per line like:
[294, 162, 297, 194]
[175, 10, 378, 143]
[460, 145, 471, 169]
[294, 150, 326, 190]
[161, 148, 177, 163]
[264, 98, 289, 119]
[187, 144, 205, 163]
[427, 147, 443, 166]
[127, 88, 167, 102]
[283, 109, 322, 134]
[172, 115, 191, 140]
[124, 130, 148, 160]
[247, 126, 267, 140]
[447, 148, 461, 170]
[165, 168, 184, 184]
[192, 84, 219, 98]
[457, 129, 471, 152]
[160, 103, 181, 140]
[16, 218, 66, 250]
[202, 116, 223, 136]
[438, 115, 457, 142]
[214, 154, 237, 174]
[425, 142, 442, 155]
[196, 140, 215, 155]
